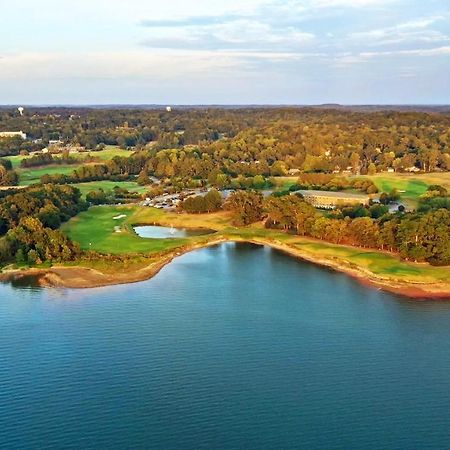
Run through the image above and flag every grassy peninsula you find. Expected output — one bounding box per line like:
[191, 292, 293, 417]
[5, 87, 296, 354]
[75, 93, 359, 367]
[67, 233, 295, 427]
[1, 204, 436, 298]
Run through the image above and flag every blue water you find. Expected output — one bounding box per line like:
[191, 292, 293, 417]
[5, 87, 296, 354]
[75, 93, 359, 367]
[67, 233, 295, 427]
[1, 242, 450, 449]
[134, 225, 214, 238]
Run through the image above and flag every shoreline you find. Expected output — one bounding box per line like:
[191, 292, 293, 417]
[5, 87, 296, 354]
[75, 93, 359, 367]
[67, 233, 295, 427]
[1, 238, 449, 299]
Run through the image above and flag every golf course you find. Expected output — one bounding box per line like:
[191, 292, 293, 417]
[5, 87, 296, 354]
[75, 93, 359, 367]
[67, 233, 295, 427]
[56, 204, 450, 297]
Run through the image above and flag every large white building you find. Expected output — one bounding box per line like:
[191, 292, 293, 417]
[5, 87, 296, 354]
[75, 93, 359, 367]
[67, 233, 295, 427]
[297, 190, 371, 209]
[0, 131, 27, 139]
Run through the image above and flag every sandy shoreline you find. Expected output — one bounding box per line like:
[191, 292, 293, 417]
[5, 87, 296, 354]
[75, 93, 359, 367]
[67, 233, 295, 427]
[1, 237, 449, 299]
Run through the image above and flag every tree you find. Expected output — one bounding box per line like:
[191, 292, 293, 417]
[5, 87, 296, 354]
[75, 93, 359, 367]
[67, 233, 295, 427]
[137, 169, 151, 186]
[224, 190, 264, 226]
[347, 217, 380, 248]
[264, 195, 316, 234]
[15, 248, 26, 265]
[367, 162, 377, 175]
[350, 152, 360, 174]
[204, 189, 222, 212]
[86, 189, 109, 205]
[27, 249, 42, 265]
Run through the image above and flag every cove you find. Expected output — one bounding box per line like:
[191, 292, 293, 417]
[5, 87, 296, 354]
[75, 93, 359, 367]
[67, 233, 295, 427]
[1, 242, 450, 449]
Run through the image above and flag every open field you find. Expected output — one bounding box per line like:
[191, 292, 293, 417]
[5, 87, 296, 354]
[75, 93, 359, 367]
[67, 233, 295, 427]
[17, 164, 147, 194]
[8, 145, 132, 184]
[83, 146, 133, 160]
[5, 145, 132, 169]
[363, 172, 450, 207]
[72, 180, 147, 197]
[60, 205, 450, 292]
[271, 172, 450, 208]
[61, 206, 187, 254]
[271, 176, 298, 191]
[18, 165, 81, 186]
[5, 154, 31, 169]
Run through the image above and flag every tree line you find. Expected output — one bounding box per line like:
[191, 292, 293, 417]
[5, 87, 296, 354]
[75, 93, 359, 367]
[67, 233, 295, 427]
[1, 107, 449, 175]
[222, 189, 449, 265]
[0, 185, 87, 265]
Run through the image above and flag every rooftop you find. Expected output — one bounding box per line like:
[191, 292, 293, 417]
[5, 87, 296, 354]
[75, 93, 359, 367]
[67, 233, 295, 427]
[297, 190, 370, 199]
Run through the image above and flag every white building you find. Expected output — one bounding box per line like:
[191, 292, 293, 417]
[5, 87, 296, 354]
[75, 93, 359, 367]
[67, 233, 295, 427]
[0, 131, 27, 139]
[298, 190, 371, 209]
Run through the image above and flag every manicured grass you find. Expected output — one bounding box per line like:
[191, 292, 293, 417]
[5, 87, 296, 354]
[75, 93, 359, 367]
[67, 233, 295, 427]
[290, 240, 449, 282]
[72, 181, 147, 197]
[17, 164, 147, 196]
[6, 145, 131, 167]
[80, 146, 132, 161]
[368, 175, 428, 206]
[363, 173, 450, 207]
[5, 154, 28, 169]
[61, 206, 186, 254]
[18, 165, 81, 186]
[129, 207, 232, 230]
[61, 204, 450, 284]
[271, 176, 298, 191]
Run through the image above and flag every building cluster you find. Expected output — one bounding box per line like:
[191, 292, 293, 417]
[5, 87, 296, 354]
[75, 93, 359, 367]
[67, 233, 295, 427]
[297, 190, 371, 209]
[142, 188, 207, 210]
[0, 131, 27, 139]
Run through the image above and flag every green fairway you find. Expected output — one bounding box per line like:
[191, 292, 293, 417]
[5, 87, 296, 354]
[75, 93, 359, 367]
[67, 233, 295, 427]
[18, 165, 80, 186]
[5, 154, 28, 169]
[6, 145, 131, 172]
[61, 204, 449, 285]
[271, 176, 298, 191]
[61, 206, 186, 254]
[361, 173, 450, 207]
[291, 240, 449, 283]
[83, 146, 132, 160]
[72, 180, 148, 197]
[369, 175, 428, 205]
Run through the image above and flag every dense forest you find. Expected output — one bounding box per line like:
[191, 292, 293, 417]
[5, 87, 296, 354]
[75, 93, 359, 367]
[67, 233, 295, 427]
[0, 185, 86, 264]
[0, 107, 449, 267]
[1, 108, 449, 174]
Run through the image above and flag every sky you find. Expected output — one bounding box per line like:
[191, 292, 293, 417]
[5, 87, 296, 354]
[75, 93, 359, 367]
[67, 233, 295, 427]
[1, 0, 449, 104]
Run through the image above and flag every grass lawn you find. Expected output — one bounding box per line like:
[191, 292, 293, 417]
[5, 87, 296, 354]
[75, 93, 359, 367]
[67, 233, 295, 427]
[289, 240, 449, 283]
[18, 165, 81, 186]
[271, 176, 298, 191]
[80, 146, 133, 161]
[363, 173, 450, 208]
[7, 145, 132, 178]
[5, 154, 29, 169]
[72, 180, 148, 197]
[61, 206, 187, 254]
[61, 205, 450, 284]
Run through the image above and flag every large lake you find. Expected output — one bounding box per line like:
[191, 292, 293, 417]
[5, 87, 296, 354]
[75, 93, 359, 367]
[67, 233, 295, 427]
[1, 242, 450, 449]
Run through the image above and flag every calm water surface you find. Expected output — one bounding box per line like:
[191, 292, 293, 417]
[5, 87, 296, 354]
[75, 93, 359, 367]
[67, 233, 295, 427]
[1, 242, 450, 449]
[134, 225, 214, 238]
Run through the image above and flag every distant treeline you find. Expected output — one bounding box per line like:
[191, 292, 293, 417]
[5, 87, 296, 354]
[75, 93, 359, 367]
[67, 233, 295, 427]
[20, 153, 79, 168]
[0, 107, 449, 175]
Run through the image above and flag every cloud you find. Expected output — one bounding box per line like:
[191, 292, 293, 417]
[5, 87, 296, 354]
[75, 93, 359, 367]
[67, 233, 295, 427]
[0, 51, 247, 81]
[361, 45, 450, 57]
[140, 12, 316, 54]
[333, 45, 450, 67]
[349, 16, 449, 45]
[141, 23, 315, 52]
[140, 14, 243, 28]
[310, 0, 394, 7]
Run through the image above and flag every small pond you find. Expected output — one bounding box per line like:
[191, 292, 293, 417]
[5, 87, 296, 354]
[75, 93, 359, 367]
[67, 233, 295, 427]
[134, 225, 215, 239]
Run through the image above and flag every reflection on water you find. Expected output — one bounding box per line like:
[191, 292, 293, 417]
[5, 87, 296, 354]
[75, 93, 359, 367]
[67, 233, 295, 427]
[1, 242, 450, 449]
[134, 225, 215, 238]
[5, 274, 42, 290]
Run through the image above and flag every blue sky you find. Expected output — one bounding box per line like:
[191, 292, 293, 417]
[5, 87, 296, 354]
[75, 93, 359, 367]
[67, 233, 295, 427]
[1, 0, 449, 104]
